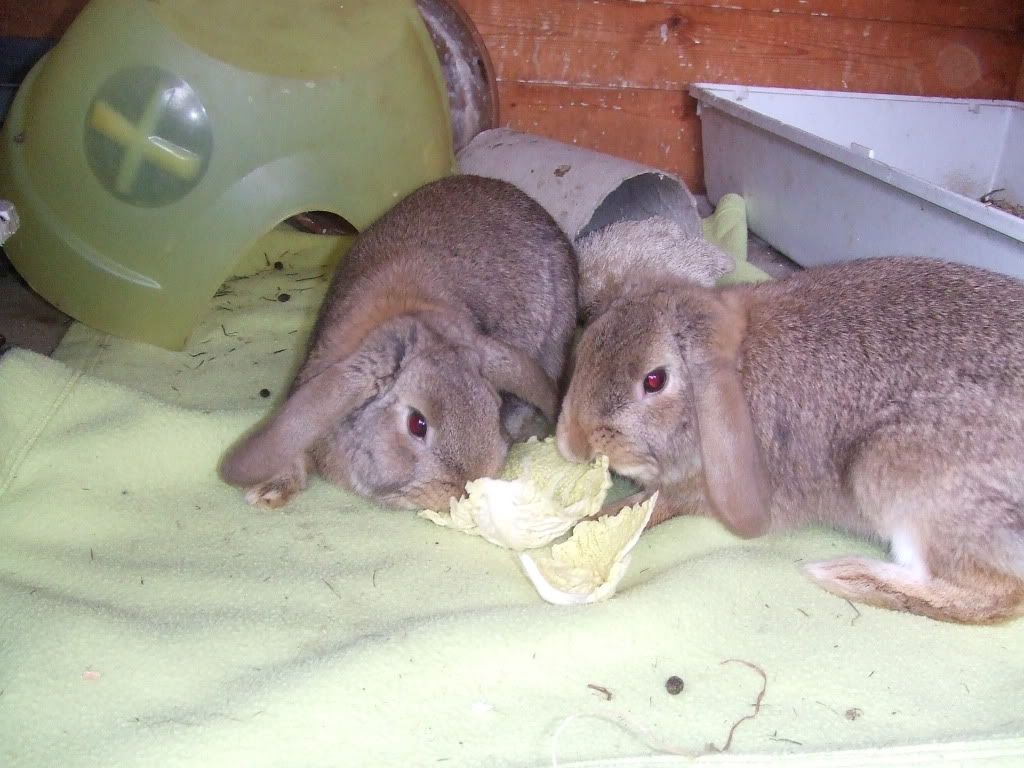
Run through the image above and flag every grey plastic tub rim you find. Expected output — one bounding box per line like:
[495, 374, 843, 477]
[689, 83, 1023, 244]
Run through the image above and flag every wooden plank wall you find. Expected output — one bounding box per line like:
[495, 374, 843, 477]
[460, 0, 1024, 190]
[3, 0, 1023, 191]
[0, 0, 84, 38]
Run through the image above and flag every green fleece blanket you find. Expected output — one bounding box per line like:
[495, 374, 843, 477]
[2, 199, 1022, 767]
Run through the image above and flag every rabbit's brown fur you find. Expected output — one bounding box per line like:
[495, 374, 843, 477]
[221, 174, 578, 511]
[558, 256, 1024, 623]
[573, 217, 733, 318]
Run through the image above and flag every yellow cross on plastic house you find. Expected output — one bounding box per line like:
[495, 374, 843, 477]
[89, 86, 204, 195]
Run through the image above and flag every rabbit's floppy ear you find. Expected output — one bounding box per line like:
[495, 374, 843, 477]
[220, 324, 411, 487]
[478, 337, 558, 423]
[681, 293, 771, 538]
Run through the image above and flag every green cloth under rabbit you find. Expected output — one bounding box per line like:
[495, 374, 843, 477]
[5, 192, 1024, 766]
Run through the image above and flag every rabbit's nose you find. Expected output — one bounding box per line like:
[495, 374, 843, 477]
[556, 414, 591, 463]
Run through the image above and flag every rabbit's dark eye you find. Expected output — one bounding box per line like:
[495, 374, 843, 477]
[407, 409, 428, 439]
[643, 368, 667, 394]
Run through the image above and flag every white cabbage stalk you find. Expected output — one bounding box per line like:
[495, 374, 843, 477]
[519, 493, 657, 605]
[419, 438, 658, 603]
[419, 437, 612, 550]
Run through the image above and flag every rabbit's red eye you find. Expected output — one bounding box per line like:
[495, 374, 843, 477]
[643, 368, 667, 394]
[407, 409, 428, 439]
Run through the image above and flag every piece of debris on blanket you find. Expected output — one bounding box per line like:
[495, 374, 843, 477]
[979, 188, 1024, 219]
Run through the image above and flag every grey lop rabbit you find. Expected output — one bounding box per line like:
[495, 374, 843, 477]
[221, 174, 578, 511]
[558, 256, 1024, 624]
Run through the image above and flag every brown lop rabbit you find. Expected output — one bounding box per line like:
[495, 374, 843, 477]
[557, 256, 1024, 623]
[221, 174, 578, 511]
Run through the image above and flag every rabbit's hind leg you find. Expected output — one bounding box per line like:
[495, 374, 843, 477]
[802, 556, 1024, 624]
[805, 426, 1024, 623]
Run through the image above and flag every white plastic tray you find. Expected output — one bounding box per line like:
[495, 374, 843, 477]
[690, 83, 1024, 278]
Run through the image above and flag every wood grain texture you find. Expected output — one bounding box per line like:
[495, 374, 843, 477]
[501, 82, 703, 185]
[601, 1, 1024, 33]
[463, 1, 1023, 97]
[0, 0, 85, 38]
[1016, 54, 1024, 101]
[460, 0, 1024, 188]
